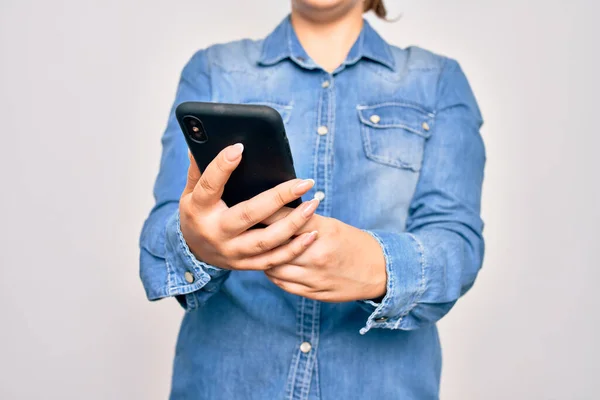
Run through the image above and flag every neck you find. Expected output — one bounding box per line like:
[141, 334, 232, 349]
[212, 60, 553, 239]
[290, 5, 364, 72]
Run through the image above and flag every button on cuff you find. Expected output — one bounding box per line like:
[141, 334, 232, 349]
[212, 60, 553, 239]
[184, 271, 195, 283]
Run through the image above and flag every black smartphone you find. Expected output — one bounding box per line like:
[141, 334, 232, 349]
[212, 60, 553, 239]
[175, 101, 301, 208]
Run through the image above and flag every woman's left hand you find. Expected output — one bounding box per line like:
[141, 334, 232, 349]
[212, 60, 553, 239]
[263, 214, 387, 302]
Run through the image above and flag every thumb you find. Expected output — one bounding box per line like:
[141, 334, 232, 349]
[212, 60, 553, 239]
[183, 150, 201, 196]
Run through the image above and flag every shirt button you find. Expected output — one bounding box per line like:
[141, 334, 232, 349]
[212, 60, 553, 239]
[184, 271, 194, 283]
[370, 114, 381, 124]
[422, 122, 430, 131]
[375, 316, 389, 323]
[317, 126, 328, 135]
[300, 342, 312, 353]
[314, 191, 325, 201]
[321, 80, 330, 88]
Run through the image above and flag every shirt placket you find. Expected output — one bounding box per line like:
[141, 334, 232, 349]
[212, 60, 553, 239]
[285, 72, 334, 400]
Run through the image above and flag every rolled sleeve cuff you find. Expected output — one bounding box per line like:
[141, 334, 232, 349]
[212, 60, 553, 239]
[358, 230, 427, 334]
[164, 211, 229, 309]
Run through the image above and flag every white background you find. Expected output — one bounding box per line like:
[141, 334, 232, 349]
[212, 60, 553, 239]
[1, 0, 598, 399]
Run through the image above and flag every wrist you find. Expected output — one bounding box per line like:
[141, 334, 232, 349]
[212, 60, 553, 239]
[360, 231, 388, 300]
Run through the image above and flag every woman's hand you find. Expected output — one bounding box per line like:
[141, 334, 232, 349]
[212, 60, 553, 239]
[263, 214, 388, 302]
[179, 144, 320, 271]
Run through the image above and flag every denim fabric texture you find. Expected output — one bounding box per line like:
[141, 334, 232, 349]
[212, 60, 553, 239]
[139, 16, 485, 400]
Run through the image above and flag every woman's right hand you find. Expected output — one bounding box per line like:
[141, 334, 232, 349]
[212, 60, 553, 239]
[179, 143, 320, 271]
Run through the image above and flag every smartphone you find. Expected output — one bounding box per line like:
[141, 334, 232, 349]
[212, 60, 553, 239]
[175, 101, 301, 208]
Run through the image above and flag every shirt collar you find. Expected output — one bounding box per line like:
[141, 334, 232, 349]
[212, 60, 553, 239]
[258, 16, 395, 71]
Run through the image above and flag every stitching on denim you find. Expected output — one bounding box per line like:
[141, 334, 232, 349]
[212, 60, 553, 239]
[285, 296, 305, 400]
[367, 153, 420, 172]
[312, 88, 323, 184]
[407, 66, 440, 71]
[324, 76, 335, 217]
[163, 217, 175, 292]
[301, 300, 314, 397]
[300, 297, 305, 336]
[400, 233, 427, 318]
[286, 350, 301, 400]
[167, 278, 207, 293]
[299, 300, 320, 399]
[359, 116, 422, 172]
[357, 101, 435, 116]
[360, 231, 399, 334]
[165, 259, 175, 295]
[360, 116, 373, 159]
[176, 214, 213, 278]
[314, 350, 320, 399]
[360, 120, 432, 138]
[286, 23, 293, 61]
[294, 297, 307, 400]
[210, 60, 269, 80]
[362, 61, 404, 82]
[363, 60, 439, 83]
[298, 301, 315, 398]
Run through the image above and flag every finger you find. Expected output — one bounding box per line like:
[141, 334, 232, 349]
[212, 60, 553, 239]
[261, 206, 293, 225]
[192, 143, 244, 206]
[232, 199, 319, 256]
[264, 264, 316, 286]
[233, 230, 318, 271]
[263, 206, 320, 237]
[221, 178, 315, 235]
[265, 272, 315, 297]
[183, 150, 201, 196]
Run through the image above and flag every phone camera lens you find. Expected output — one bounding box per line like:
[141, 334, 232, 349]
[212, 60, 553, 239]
[184, 116, 208, 143]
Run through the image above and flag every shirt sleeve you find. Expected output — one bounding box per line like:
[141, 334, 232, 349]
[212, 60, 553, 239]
[359, 58, 486, 334]
[139, 49, 230, 311]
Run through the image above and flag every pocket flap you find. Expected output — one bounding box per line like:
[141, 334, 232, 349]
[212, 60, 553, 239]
[357, 102, 435, 138]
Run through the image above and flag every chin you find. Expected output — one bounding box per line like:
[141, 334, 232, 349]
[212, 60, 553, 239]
[293, 0, 360, 12]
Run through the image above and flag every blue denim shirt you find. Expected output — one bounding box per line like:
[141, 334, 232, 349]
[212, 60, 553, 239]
[140, 16, 485, 400]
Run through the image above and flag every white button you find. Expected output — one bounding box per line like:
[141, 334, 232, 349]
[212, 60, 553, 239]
[184, 271, 194, 283]
[321, 80, 330, 88]
[370, 114, 381, 124]
[317, 126, 328, 135]
[314, 191, 325, 201]
[300, 342, 312, 353]
[422, 122, 430, 131]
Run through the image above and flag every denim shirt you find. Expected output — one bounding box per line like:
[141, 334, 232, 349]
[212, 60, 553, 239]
[140, 16, 485, 400]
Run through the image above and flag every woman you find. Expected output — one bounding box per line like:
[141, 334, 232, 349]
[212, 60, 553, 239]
[140, 0, 485, 398]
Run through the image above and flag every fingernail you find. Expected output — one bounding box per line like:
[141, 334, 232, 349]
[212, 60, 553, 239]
[301, 198, 319, 217]
[225, 143, 244, 162]
[293, 179, 315, 195]
[302, 230, 319, 246]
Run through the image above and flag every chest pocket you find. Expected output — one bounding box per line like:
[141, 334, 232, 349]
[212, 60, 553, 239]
[357, 102, 435, 172]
